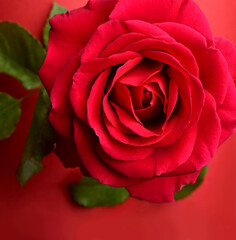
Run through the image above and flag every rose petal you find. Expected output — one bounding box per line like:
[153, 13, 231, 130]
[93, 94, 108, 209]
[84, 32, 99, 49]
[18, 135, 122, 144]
[156, 22, 229, 106]
[154, 125, 198, 175]
[111, 102, 161, 137]
[120, 38, 199, 77]
[119, 59, 163, 86]
[105, 119, 159, 146]
[103, 57, 142, 134]
[166, 77, 179, 120]
[100, 32, 147, 58]
[126, 171, 200, 203]
[73, 118, 144, 186]
[87, 69, 153, 160]
[81, 19, 173, 62]
[156, 22, 208, 57]
[197, 48, 230, 106]
[97, 145, 156, 178]
[39, 0, 117, 93]
[217, 79, 236, 144]
[141, 50, 204, 146]
[109, 83, 141, 123]
[166, 91, 221, 176]
[70, 51, 141, 123]
[215, 36, 236, 81]
[110, 0, 213, 45]
[135, 94, 163, 122]
[49, 53, 81, 138]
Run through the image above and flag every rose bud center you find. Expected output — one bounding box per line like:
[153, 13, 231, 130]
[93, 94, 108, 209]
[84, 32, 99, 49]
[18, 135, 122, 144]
[142, 88, 152, 108]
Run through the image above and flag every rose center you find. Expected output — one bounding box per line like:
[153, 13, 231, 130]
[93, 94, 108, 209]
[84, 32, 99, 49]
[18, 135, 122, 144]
[142, 88, 152, 108]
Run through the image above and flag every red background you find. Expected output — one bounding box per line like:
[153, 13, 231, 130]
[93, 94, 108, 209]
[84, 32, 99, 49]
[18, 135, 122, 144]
[0, 0, 236, 239]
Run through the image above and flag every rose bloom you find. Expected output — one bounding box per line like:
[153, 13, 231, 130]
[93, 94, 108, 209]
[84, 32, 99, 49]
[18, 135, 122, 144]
[39, 0, 236, 202]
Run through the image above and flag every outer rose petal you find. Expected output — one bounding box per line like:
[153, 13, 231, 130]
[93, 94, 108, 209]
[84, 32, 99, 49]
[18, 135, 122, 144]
[81, 19, 172, 63]
[156, 23, 230, 107]
[165, 91, 221, 176]
[97, 145, 156, 179]
[39, 0, 118, 93]
[126, 171, 200, 202]
[73, 118, 145, 187]
[217, 79, 236, 144]
[49, 53, 81, 138]
[109, 0, 213, 45]
[97, 126, 197, 179]
[215, 36, 236, 81]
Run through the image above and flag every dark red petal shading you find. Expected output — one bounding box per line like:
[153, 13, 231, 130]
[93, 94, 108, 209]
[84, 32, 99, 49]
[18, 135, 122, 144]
[111, 102, 160, 137]
[141, 50, 204, 146]
[54, 133, 81, 168]
[135, 94, 163, 122]
[103, 57, 142, 134]
[109, 0, 213, 45]
[126, 171, 200, 203]
[39, 0, 117, 93]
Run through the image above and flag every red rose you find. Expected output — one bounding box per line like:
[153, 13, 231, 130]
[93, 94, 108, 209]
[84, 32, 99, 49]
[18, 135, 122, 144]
[39, 0, 236, 202]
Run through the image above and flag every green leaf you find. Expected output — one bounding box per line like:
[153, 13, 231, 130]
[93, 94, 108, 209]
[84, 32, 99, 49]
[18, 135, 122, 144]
[0, 92, 21, 140]
[17, 88, 54, 186]
[0, 22, 46, 89]
[43, 2, 68, 48]
[70, 177, 130, 208]
[174, 166, 208, 200]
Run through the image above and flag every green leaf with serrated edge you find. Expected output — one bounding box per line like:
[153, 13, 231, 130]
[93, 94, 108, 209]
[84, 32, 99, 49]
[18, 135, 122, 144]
[70, 177, 130, 208]
[0, 92, 21, 140]
[43, 2, 68, 48]
[174, 166, 208, 200]
[0, 22, 46, 89]
[17, 87, 54, 186]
